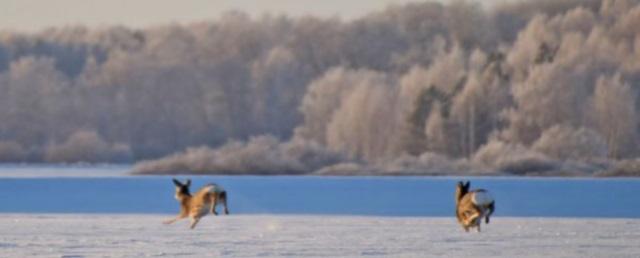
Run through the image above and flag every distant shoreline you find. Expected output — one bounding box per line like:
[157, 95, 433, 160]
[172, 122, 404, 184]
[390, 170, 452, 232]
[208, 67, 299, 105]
[0, 163, 637, 178]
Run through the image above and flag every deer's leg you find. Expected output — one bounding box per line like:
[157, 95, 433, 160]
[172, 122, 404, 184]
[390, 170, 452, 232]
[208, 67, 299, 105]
[221, 191, 229, 215]
[190, 217, 201, 229]
[163, 214, 186, 225]
[210, 194, 218, 216]
[464, 210, 480, 225]
[459, 210, 473, 233]
[485, 202, 495, 224]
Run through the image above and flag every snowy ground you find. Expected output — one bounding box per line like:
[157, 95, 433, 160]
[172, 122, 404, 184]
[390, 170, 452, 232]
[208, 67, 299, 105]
[1, 215, 639, 258]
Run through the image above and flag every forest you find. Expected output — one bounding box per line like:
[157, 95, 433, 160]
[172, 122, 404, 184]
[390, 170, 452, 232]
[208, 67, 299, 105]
[0, 0, 639, 176]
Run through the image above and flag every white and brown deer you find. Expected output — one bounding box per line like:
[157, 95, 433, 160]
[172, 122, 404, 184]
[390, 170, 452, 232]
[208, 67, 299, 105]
[164, 178, 229, 229]
[455, 181, 495, 232]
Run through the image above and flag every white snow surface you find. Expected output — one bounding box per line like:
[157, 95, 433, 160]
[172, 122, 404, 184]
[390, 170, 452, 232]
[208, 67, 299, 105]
[1, 214, 639, 258]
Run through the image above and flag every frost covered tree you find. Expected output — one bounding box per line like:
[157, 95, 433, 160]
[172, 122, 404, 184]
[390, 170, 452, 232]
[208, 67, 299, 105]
[590, 74, 638, 158]
[0, 0, 639, 176]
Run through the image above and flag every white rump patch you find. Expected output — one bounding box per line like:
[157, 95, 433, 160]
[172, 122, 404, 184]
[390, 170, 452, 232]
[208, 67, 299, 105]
[204, 184, 225, 193]
[472, 191, 494, 206]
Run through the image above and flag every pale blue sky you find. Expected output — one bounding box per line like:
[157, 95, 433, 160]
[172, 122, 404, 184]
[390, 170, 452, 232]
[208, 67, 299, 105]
[0, 0, 504, 31]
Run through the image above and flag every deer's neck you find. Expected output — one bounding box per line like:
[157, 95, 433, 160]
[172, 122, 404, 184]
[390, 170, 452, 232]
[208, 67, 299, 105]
[455, 190, 466, 204]
[177, 195, 192, 213]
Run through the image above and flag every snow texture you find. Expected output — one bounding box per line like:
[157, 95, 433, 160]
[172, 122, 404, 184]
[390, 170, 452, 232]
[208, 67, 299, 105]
[0, 214, 638, 258]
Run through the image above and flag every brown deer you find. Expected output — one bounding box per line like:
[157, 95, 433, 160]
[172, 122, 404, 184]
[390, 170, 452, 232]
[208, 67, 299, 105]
[163, 179, 229, 229]
[455, 181, 495, 232]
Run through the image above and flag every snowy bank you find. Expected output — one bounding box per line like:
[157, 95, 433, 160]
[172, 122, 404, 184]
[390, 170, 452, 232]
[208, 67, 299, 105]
[1, 214, 638, 258]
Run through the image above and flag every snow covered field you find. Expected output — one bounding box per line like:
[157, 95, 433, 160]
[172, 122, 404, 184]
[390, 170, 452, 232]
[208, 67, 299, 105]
[1, 214, 639, 258]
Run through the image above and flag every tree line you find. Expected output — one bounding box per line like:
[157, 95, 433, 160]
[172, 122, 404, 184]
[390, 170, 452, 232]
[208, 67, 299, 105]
[0, 0, 639, 176]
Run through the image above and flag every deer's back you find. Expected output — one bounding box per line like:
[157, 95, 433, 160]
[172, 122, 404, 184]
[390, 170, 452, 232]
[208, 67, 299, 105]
[186, 185, 219, 216]
[457, 190, 493, 219]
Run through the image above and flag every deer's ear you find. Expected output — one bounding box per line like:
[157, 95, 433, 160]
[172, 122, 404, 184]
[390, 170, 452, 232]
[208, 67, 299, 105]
[185, 179, 191, 187]
[172, 178, 182, 187]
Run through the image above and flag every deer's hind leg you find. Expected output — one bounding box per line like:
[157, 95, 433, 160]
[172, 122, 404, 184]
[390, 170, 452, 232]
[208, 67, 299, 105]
[209, 194, 219, 216]
[190, 216, 201, 229]
[485, 202, 495, 224]
[219, 191, 229, 215]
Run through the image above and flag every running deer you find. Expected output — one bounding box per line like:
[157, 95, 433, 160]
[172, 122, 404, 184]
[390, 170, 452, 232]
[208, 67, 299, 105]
[455, 181, 495, 232]
[164, 179, 229, 229]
